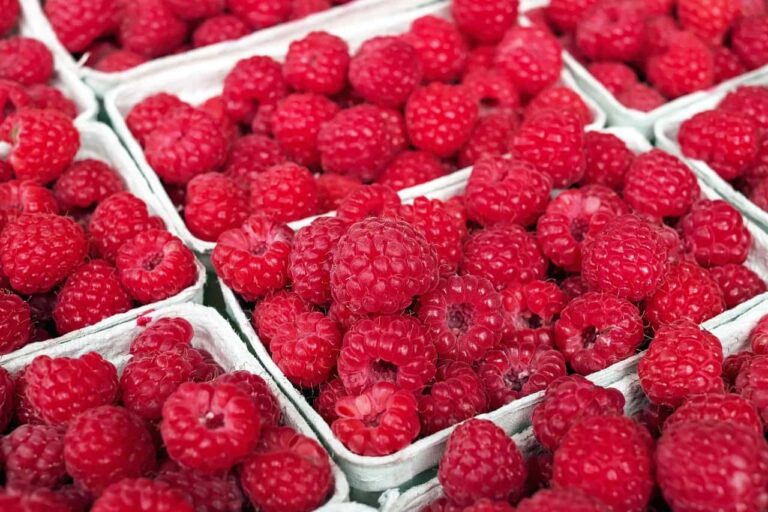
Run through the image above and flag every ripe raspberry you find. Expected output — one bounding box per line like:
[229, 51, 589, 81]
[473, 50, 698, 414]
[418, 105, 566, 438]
[289, 217, 347, 306]
[713, 45, 747, 83]
[1, 424, 65, 489]
[616, 82, 666, 112]
[250, 162, 318, 222]
[665, 393, 762, 434]
[724, 351, 755, 390]
[623, 149, 700, 218]
[731, 16, 768, 69]
[88, 192, 164, 262]
[545, 0, 599, 31]
[457, 112, 516, 168]
[680, 199, 751, 267]
[222, 134, 285, 186]
[158, 463, 243, 512]
[750, 316, 768, 357]
[25, 85, 75, 120]
[0, 365, 14, 431]
[0, 180, 58, 230]
[517, 488, 610, 512]
[495, 26, 562, 96]
[270, 311, 341, 387]
[314, 378, 347, 423]
[130, 316, 193, 355]
[214, 371, 282, 427]
[52, 159, 124, 211]
[646, 32, 714, 99]
[290, 0, 331, 20]
[283, 31, 349, 95]
[94, 49, 148, 72]
[586, 61, 637, 96]
[272, 93, 339, 168]
[402, 16, 468, 82]
[398, 196, 466, 275]
[349, 36, 421, 109]
[192, 15, 249, 48]
[580, 131, 634, 190]
[439, 419, 526, 506]
[332, 382, 420, 455]
[223, 56, 286, 123]
[228, 0, 291, 28]
[197, 96, 239, 146]
[0, 37, 53, 86]
[0, 0, 19, 36]
[656, 421, 768, 511]
[377, 150, 445, 191]
[460, 223, 547, 290]
[525, 86, 592, 126]
[240, 426, 333, 512]
[462, 69, 520, 113]
[1, 109, 79, 185]
[334, 184, 399, 223]
[118, 0, 187, 58]
[501, 280, 567, 346]
[735, 355, 768, 425]
[405, 83, 478, 158]
[451, 0, 517, 43]
[92, 478, 193, 512]
[250, 101, 277, 137]
[419, 362, 488, 435]
[45, 0, 118, 53]
[126, 93, 188, 146]
[639, 320, 724, 407]
[183, 173, 247, 242]
[163, 0, 224, 20]
[719, 86, 768, 137]
[0, 80, 30, 124]
[576, 0, 645, 61]
[511, 109, 585, 188]
[709, 264, 766, 309]
[677, 0, 737, 44]
[251, 291, 311, 346]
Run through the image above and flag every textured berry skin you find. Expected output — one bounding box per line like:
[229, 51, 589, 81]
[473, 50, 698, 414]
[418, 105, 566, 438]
[53, 259, 132, 334]
[228, 0, 291, 28]
[712, 46, 747, 84]
[665, 393, 762, 434]
[0, 37, 54, 86]
[88, 192, 165, 262]
[680, 199, 751, 268]
[0, 80, 31, 126]
[222, 134, 285, 186]
[495, 26, 562, 95]
[330, 217, 438, 315]
[272, 93, 339, 168]
[215, 371, 281, 427]
[526, 86, 592, 126]
[0, 180, 58, 230]
[405, 83, 478, 158]
[118, 0, 187, 58]
[438, 419, 526, 506]
[378, 151, 445, 191]
[64, 405, 156, 494]
[251, 291, 310, 346]
[240, 426, 332, 512]
[581, 132, 634, 190]
[731, 16, 768, 70]
[0, 366, 14, 431]
[639, 320, 724, 407]
[26, 84, 76, 119]
[460, 223, 547, 290]
[512, 109, 585, 188]
[0, 0, 19, 36]
[553, 415, 653, 512]
[417, 275, 504, 364]
[656, 421, 768, 512]
[576, 0, 645, 61]
[419, 362, 488, 435]
[399, 196, 466, 275]
[466, 157, 552, 227]
[289, 217, 348, 306]
[222, 56, 286, 123]
[283, 31, 349, 95]
[646, 32, 714, 99]
[582, 215, 669, 301]
[127, 93, 188, 146]
[271, 311, 341, 387]
[402, 16, 467, 82]
[250, 162, 318, 222]
[720, 86, 768, 138]
[349, 36, 421, 108]
[1, 424, 66, 489]
[332, 382, 420, 456]
[1, 214, 87, 295]
[617, 83, 666, 112]
[130, 316, 194, 355]
[624, 149, 700, 218]
[463, 69, 520, 114]
[452, 0, 517, 43]
[517, 488, 610, 512]
[501, 280, 567, 346]
[158, 464, 243, 512]
[184, 172, 248, 242]
[92, 478, 193, 512]
[751, 316, 768, 355]
[336, 184, 399, 222]
[53, 159, 124, 210]
[192, 14, 250, 47]
[212, 215, 293, 301]
[163, 0, 224, 20]
[532, 375, 625, 451]
[45, 0, 118, 53]
[586, 61, 637, 97]
[457, 111, 517, 168]
[735, 355, 768, 426]
[724, 351, 755, 390]
[554, 292, 643, 374]
[678, 0, 739, 44]
[545, 0, 598, 31]
[94, 49, 148, 72]
[0, 292, 31, 355]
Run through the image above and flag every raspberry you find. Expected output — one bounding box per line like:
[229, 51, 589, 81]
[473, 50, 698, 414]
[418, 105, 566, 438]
[250, 162, 318, 222]
[163, 0, 224, 20]
[713, 45, 747, 83]
[0, 180, 58, 230]
[580, 131, 634, 190]
[250, 102, 277, 137]
[0, 0, 19, 36]
[314, 378, 346, 423]
[735, 355, 768, 426]
[223, 56, 286, 123]
[525, 86, 592, 126]
[158, 464, 243, 512]
[192, 15, 249, 47]
[130, 316, 193, 355]
[183, 173, 247, 242]
[25, 85, 76, 119]
[127, 93, 188, 146]
[511, 109, 585, 188]
[1, 424, 65, 489]
[287, 217, 346, 306]
[479, 339, 566, 408]
[228, 0, 291, 28]
[731, 16, 768, 70]
[88, 192, 164, 262]
[495, 26, 562, 95]
[349, 36, 421, 108]
[283, 31, 349, 95]
[270, 311, 341, 387]
[719, 86, 768, 137]
[1, 109, 79, 185]
[751, 316, 768, 356]
[197, 96, 239, 145]
[0, 366, 14, 431]
[576, 0, 645, 61]
[501, 280, 567, 345]
[94, 49, 148, 72]
[405, 83, 478, 158]
[52, 259, 132, 334]
[214, 371, 282, 427]
[665, 393, 762, 434]
[377, 150, 445, 191]
[52, 159, 124, 211]
[545, 0, 599, 31]
[272, 93, 339, 168]
[462, 69, 520, 114]
[0, 487, 88, 511]
[0, 37, 53, 87]
[460, 223, 547, 290]
[646, 32, 714, 99]
[290, 0, 330, 19]
[222, 134, 285, 186]
[402, 16, 467, 82]
[398, 196, 466, 275]
[332, 382, 420, 455]
[118, 0, 187, 57]
[438, 419, 526, 506]
[92, 478, 193, 512]
[251, 291, 311, 346]
[466, 157, 552, 227]
[624, 149, 700, 219]
[616, 82, 666, 112]
[710, 264, 766, 309]
[457, 112, 515, 168]
[656, 421, 768, 511]
[517, 488, 610, 512]
[536, 185, 627, 272]
[0, 80, 30, 124]
[724, 351, 755, 390]
[677, 0, 736, 44]
[586, 61, 637, 96]
[451, 0, 518, 43]
[419, 362, 487, 435]
[44, 0, 118, 53]
[680, 199, 751, 267]
[333, 184, 398, 223]
[639, 320, 724, 407]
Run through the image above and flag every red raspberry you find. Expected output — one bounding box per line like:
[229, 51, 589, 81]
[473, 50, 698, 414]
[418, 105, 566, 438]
[419, 362, 488, 435]
[439, 419, 526, 506]
[525, 86, 592, 126]
[228, 0, 291, 28]
[576, 0, 645, 61]
[713, 45, 747, 83]
[53, 159, 124, 211]
[92, 478, 193, 512]
[405, 83, 478, 158]
[26, 85, 76, 119]
[126, 93, 188, 146]
[752, 316, 768, 355]
[0, 180, 58, 229]
[163, 0, 224, 20]
[545, 0, 599, 31]
[332, 382, 420, 455]
[289, 217, 348, 306]
[250, 102, 277, 137]
[118, 0, 187, 57]
[94, 49, 148, 72]
[731, 15, 768, 70]
[709, 264, 766, 309]
[1, 109, 79, 185]
[330, 217, 438, 315]
[197, 96, 239, 146]
[466, 157, 552, 227]
[665, 393, 762, 434]
[223, 134, 285, 186]
[290, 0, 331, 20]
[517, 488, 610, 512]
[479, 339, 566, 408]
[451, 0, 517, 43]
[646, 32, 714, 99]
[537, 185, 628, 272]
[270, 311, 341, 387]
[0, 0, 19, 36]
[624, 149, 700, 219]
[214, 371, 281, 427]
[501, 280, 567, 345]
[511, 109, 585, 188]
[582, 215, 669, 301]
[398, 196, 466, 275]
[678, 0, 739, 44]
[45, 0, 118, 53]
[335, 183, 399, 222]
[719, 86, 768, 137]
[680, 199, 751, 267]
[250, 162, 318, 222]
[656, 421, 768, 511]
[283, 31, 349, 96]
[0, 80, 30, 124]
[192, 15, 249, 47]
[639, 320, 724, 407]
[349, 36, 421, 108]
[553, 415, 653, 512]
[560, 275, 588, 300]
[184, 173, 247, 242]
[457, 111, 517, 168]
[580, 131, 634, 190]
[158, 463, 243, 512]
[130, 316, 193, 356]
[314, 377, 347, 423]
[735, 355, 768, 426]
[272, 93, 339, 168]
[495, 26, 562, 96]
[377, 150, 445, 191]
[586, 61, 637, 96]
[240, 426, 332, 512]
[2, 424, 65, 489]
[0, 365, 14, 430]
[462, 69, 520, 114]
[251, 291, 311, 346]
[402, 16, 468, 82]
[616, 82, 666, 112]
[460, 223, 547, 290]
[222, 56, 286, 123]
[724, 351, 755, 390]
[88, 192, 164, 262]
[417, 275, 504, 363]
[0, 37, 53, 86]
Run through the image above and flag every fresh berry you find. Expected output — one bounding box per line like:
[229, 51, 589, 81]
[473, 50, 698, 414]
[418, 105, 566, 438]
[0, 80, 30, 124]
[462, 69, 520, 114]
[377, 150, 445, 191]
[402, 15, 468, 82]
[709, 264, 766, 308]
[419, 362, 488, 435]
[712, 45, 747, 83]
[586, 61, 637, 96]
[184, 172, 248, 242]
[335, 183, 400, 222]
[251, 291, 311, 346]
[118, 0, 187, 58]
[452, 0, 517, 43]
[0, 37, 54, 86]
[623, 149, 699, 219]
[495, 26, 562, 95]
[349, 36, 421, 108]
[1, 424, 66, 489]
[580, 132, 634, 190]
[53, 159, 125, 211]
[0, 364, 15, 431]
[0, 0, 19, 36]
[576, 0, 645, 61]
[724, 351, 755, 390]
[289, 217, 348, 306]
[127, 93, 188, 146]
[94, 49, 148, 72]
[525, 86, 592, 126]
[163, 0, 225, 20]
[270, 311, 341, 387]
[616, 82, 666, 112]
[222, 56, 286, 123]
[92, 478, 193, 512]
[228, 0, 292, 28]
[88, 192, 164, 263]
[680, 199, 751, 267]
[283, 31, 349, 95]
[500, 280, 567, 346]
[719, 86, 768, 137]
[158, 463, 243, 512]
[665, 393, 762, 434]
[192, 14, 250, 47]
[45, 0, 119, 53]
[735, 355, 768, 426]
[646, 32, 714, 99]
[130, 316, 194, 355]
[222, 134, 286, 186]
[398, 196, 466, 275]
[0, 180, 58, 230]
[214, 371, 282, 427]
[457, 111, 517, 168]
[250, 162, 319, 222]
[730, 15, 768, 70]
[545, 0, 599, 31]
[517, 488, 610, 512]
[272, 93, 339, 168]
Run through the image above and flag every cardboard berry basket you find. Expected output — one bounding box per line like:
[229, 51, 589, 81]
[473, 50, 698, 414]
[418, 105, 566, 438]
[102, 0, 607, 259]
[655, 69, 768, 233]
[218, 126, 768, 492]
[0, 121, 206, 364]
[0, 302, 351, 509]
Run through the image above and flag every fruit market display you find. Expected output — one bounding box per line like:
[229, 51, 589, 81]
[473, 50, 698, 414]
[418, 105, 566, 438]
[0, 316, 336, 512]
[527, 0, 768, 112]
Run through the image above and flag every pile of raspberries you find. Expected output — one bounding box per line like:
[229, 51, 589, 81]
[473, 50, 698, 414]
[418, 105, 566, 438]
[0, 316, 336, 512]
[0, 108, 199, 354]
[527, 0, 768, 111]
[124, 2, 599, 243]
[423, 315, 768, 511]
[41, 0, 357, 73]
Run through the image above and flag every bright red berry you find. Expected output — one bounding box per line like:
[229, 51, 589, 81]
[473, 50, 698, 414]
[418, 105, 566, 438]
[419, 362, 488, 435]
[377, 150, 445, 191]
[665, 393, 762, 434]
[289, 216, 348, 306]
[678, 0, 739, 44]
[272, 93, 339, 168]
[283, 31, 349, 95]
[335, 183, 400, 222]
[495, 26, 562, 96]
[222, 56, 286, 123]
[228, 0, 291, 28]
[158, 462, 243, 512]
[270, 311, 341, 387]
[0, 293, 29, 356]
[713, 45, 748, 83]
[45, 0, 119, 53]
[184, 172, 248, 242]
[452, 0, 517, 43]
[0, 179, 58, 231]
[580, 131, 634, 190]
[214, 371, 282, 427]
[731, 15, 768, 70]
[586, 61, 637, 96]
[402, 15, 468, 82]
[0, 0, 19, 36]
[457, 111, 517, 168]
[680, 199, 751, 267]
[126, 93, 188, 146]
[623, 149, 700, 219]
[250, 162, 319, 223]
[0, 37, 53, 86]
[517, 488, 610, 512]
[222, 134, 286, 186]
[545, 0, 599, 31]
[646, 32, 714, 99]
[617, 82, 667, 112]
[709, 263, 766, 310]
[118, 0, 187, 57]
[349, 36, 421, 108]
[92, 478, 193, 512]
[525, 86, 592, 126]
[576, 0, 645, 61]
[1, 424, 65, 489]
[130, 316, 194, 356]
[88, 192, 165, 262]
[192, 14, 250, 48]
[53, 159, 124, 211]
[735, 355, 768, 426]
[251, 291, 311, 347]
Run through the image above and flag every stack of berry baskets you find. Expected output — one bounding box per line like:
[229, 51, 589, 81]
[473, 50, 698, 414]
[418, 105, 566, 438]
[216, 124, 768, 492]
[0, 302, 350, 510]
[102, 0, 606, 260]
[0, 117, 206, 363]
[2, 0, 97, 121]
[519, 0, 768, 137]
[19, 0, 421, 95]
